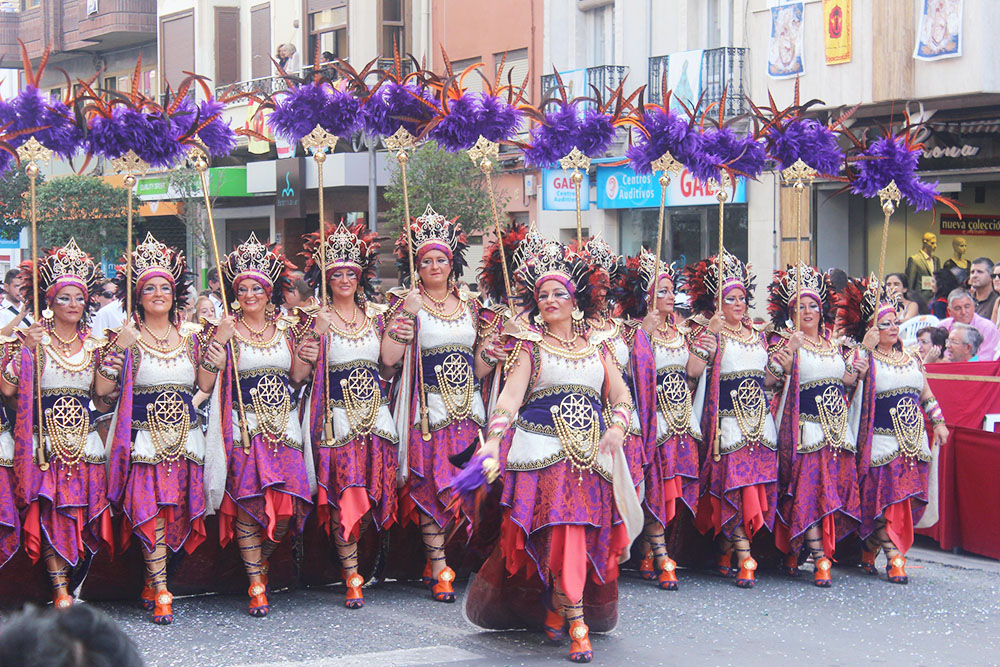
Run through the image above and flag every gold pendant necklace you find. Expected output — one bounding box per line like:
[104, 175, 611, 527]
[544, 325, 578, 350]
[241, 316, 270, 340]
[334, 304, 358, 328]
[143, 323, 173, 351]
[422, 288, 450, 309]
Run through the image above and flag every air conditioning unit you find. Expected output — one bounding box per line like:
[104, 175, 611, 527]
[524, 173, 536, 197]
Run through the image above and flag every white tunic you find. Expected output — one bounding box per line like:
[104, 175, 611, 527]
[415, 303, 485, 429]
[653, 331, 702, 441]
[795, 346, 857, 453]
[325, 317, 397, 446]
[870, 352, 931, 466]
[232, 330, 303, 450]
[33, 344, 105, 464]
[716, 333, 777, 454]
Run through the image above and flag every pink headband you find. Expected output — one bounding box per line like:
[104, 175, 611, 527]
[877, 303, 896, 321]
[327, 260, 361, 277]
[234, 273, 273, 296]
[416, 241, 452, 260]
[720, 280, 746, 298]
[534, 271, 576, 296]
[46, 276, 88, 302]
[789, 290, 821, 310]
[136, 268, 175, 292]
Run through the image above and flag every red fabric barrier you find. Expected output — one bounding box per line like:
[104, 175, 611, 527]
[919, 361, 1000, 558]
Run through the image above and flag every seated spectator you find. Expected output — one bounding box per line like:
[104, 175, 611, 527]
[945, 323, 983, 363]
[0, 603, 143, 667]
[930, 268, 959, 319]
[939, 288, 999, 360]
[916, 325, 948, 364]
[885, 272, 929, 320]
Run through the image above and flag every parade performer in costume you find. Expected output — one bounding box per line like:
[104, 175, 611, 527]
[685, 250, 777, 588]
[843, 277, 948, 584]
[214, 233, 313, 617]
[97, 233, 227, 625]
[767, 265, 863, 587]
[472, 241, 641, 664]
[577, 237, 649, 497]
[617, 250, 712, 590]
[300, 223, 398, 609]
[381, 205, 488, 603]
[1, 241, 111, 607]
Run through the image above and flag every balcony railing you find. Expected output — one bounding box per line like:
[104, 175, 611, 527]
[647, 47, 747, 117]
[539, 64, 629, 107]
[215, 75, 289, 100]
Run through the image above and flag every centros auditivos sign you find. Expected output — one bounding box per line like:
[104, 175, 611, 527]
[596, 165, 746, 209]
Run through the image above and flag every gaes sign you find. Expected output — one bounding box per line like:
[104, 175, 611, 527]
[542, 168, 590, 211]
[596, 165, 746, 209]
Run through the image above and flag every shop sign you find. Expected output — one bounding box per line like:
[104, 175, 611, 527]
[542, 168, 590, 211]
[275, 157, 304, 217]
[596, 165, 746, 209]
[940, 213, 1000, 236]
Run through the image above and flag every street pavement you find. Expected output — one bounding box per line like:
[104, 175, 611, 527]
[6, 542, 1000, 666]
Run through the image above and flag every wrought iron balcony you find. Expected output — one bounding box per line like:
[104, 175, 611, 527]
[215, 75, 289, 101]
[647, 47, 747, 117]
[539, 64, 628, 108]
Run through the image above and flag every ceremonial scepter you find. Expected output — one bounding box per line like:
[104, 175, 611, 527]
[18, 137, 50, 471]
[560, 147, 591, 248]
[386, 126, 431, 441]
[189, 145, 253, 454]
[110, 150, 149, 317]
[468, 136, 513, 301]
[782, 159, 818, 331]
[649, 152, 683, 298]
[709, 172, 732, 464]
[873, 181, 902, 313]
[301, 125, 340, 445]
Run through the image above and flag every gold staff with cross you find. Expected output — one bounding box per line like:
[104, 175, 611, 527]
[707, 171, 732, 463]
[17, 137, 51, 471]
[110, 150, 149, 318]
[559, 147, 591, 248]
[468, 136, 513, 301]
[781, 158, 818, 331]
[649, 151, 684, 299]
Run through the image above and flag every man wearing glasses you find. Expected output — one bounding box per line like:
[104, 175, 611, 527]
[939, 288, 999, 361]
[92, 280, 125, 337]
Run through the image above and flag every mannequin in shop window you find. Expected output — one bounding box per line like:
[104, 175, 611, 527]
[905, 233, 939, 303]
[942, 237, 969, 272]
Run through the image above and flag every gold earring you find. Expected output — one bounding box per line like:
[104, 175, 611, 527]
[265, 302, 275, 318]
[231, 300, 241, 311]
[571, 307, 584, 321]
[533, 313, 544, 327]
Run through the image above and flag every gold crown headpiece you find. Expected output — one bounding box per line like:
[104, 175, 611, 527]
[131, 232, 186, 286]
[37, 238, 102, 297]
[223, 232, 286, 289]
[637, 248, 676, 286]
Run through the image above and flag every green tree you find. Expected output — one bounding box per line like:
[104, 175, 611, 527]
[35, 174, 140, 263]
[0, 163, 44, 240]
[383, 140, 509, 238]
[167, 167, 218, 264]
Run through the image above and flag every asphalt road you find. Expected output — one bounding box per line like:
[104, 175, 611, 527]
[6, 544, 1000, 666]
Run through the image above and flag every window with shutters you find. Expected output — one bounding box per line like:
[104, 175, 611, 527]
[215, 7, 241, 86]
[379, 0, 405, 58]
[309, 4, 348, 67]
[251, 3, 272, 80]
[451, 57, 484, 95]
[160, 10, 195, 94]
[495, 49, 530, 140]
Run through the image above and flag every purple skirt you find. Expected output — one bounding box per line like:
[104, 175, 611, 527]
[859, 455, 928, 542]
[0, 466, 18, 569]
[122, 459, 206, 554]
[402, 419, 481, 528]
[644, 432, 700, 526]
[500, 460, 624, 592]
[776, 447, 861, 553]
[315, 434, 397, 540]
[624, 432, 646, 490]
[696, 444, 778, 539]
[220, 434, 312, 542]
[26, 460, 111, 565]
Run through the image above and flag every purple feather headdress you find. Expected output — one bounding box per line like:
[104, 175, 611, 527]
[625, 105, 703, 174]
[86, 104, 184, 168]
[171, 97, 237, 158]
[362, 80, 435, 138]
[8, 86, 83, 159]
[688, 126, 766, 184]
[850, 134, 938, 211]
[268, 81, 361, 144]
[766, 117, 843, 175]
[523, 102, 580, 168]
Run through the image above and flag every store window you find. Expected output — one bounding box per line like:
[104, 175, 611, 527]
[619, 205, 748, 271]
[310, 5, 349, 66]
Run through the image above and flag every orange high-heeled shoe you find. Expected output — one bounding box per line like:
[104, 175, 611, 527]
[152, 591, 173, 625]
[345, 572, 365, 609]
[53, 594, 73, 610]
[658, 557, 679, 591]
[430, 566, 456, 602]
[860, 550, 878, 575]
[638, 553, 656, 580]
[544, 608, 566, 642]
[140, 584, 156, 611]
[568, 621, 593, 663]
[735, 557, 757, 588]
[887, 555, 908, 584]
[716, 552, 736, 578]
[813, 557, 832, 587]
[248, 582, 269, 617]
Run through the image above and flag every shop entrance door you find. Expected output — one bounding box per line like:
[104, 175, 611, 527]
[669, 208, 708, 269]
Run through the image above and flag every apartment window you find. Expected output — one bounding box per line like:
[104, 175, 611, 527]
[379, 0, 405, 58]
[310, 5, 348, 66]
[496, 48, 529, 99]
[215, 7, 241, 86]
[160, 10, 195, 93]
[251, 3, 272, 79]
[452, 57, 483, 94]
[21, 0, 40, 9]
[585, 6, 612, 68]
[103, 76, 117, 92]
[49, 88, 62, 100]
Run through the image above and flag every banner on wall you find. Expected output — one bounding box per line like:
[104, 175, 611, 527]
[542, 169, 590, 212]
[939, 213, 1000, 236]
[596, 165, 746, 209]
[768, 2, 804, 78]
[667, 49, 703, 114]
[914, 0, 962, 61]
[823, 0, 852, 64]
